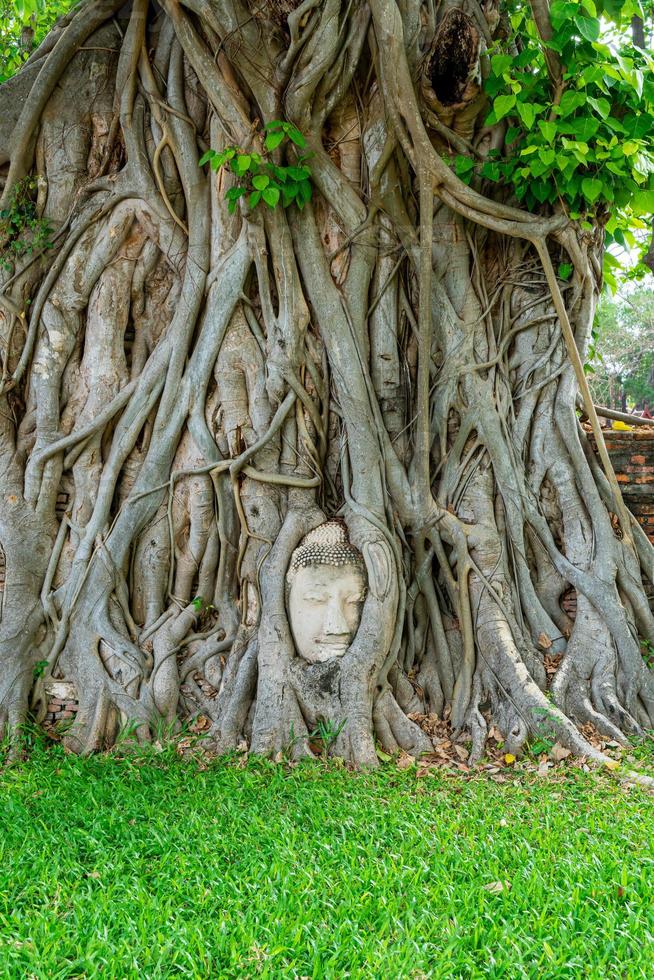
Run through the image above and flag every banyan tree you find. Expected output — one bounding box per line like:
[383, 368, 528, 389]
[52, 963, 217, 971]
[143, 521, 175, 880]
[1, 0, 654, 766]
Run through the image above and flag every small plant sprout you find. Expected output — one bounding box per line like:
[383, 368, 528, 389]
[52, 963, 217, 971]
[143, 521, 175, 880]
[198, 121, 313, 214]
[309, 718, 347, 759]
[32, 659, 49, 680]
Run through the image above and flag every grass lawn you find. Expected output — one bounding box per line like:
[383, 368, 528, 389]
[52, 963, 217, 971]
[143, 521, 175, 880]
[1, 741, 654, 979]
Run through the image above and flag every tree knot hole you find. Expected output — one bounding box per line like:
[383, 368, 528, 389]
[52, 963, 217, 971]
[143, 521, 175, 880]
[427, 9, 480, 108]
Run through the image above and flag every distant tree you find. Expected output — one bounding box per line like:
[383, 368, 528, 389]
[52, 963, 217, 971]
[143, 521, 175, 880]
[590, 290, 654, 411]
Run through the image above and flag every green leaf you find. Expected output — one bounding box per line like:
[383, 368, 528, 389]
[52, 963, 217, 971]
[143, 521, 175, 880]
[287, 166, 311, 181]
[574, 15, 600, 41]
[481, 161, 501, 182]
[281, 182, 299, 207]
[297, 180, 312, 204]
[283, 123, 306, 148]
[252, 175, 270, 190]
[198, 149, 215, 167]
[32, 659, 49, 680]
[562, 138, 589, 156]
[491, 54, 513, 76]
[493, 94, 516, 121]
[264, 130, 285, 151]
[528, 158, 550, 178]
[454, 155, 475, 183]
[455, 154, 475, 173]
[264, 120, 284, 131]
[262, 186, 280, 208]
[561, 116, 600, 141]
[269, 165, 289, 183]
[558, 262, 573, 280]
[516, 101, 537, 130]
[248, 191, 262, 209]
[233, 155, 252, 175]
[581, 177, 603, 203]
[550, 1, 578, 29]
[558, 90, 585, 116]
[538, 120, 557, 143]
[531, 181, 554, 204]
[588, 96, 610, 119]
[631, 189, 654, 213]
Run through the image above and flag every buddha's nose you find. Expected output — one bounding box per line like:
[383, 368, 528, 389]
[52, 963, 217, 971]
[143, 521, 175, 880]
[323, 597, 350, 637]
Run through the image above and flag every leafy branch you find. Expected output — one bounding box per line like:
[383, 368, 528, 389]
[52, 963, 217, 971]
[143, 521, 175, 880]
[0, 176, 53, 271]
[453, 0, 654, 286]
[198, 121, 313, 213]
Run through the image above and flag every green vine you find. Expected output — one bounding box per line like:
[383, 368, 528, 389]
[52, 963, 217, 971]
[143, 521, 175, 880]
[198, 121, 313, 213]
[0, 176, 53, 271]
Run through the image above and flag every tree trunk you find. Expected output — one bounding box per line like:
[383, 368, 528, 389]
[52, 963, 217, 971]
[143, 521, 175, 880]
[1, 0, 653, 765]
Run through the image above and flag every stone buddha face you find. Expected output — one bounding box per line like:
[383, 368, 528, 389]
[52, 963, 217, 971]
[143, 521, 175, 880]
[286, 521, 367, 664]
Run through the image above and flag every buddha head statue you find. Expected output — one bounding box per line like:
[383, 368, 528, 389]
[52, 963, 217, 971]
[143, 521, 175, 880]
[286, 521, 368, 663]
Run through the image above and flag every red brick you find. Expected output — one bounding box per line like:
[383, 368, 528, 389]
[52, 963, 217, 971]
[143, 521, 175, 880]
[631, 454, 646, 465]
[616, 474, 629, 483]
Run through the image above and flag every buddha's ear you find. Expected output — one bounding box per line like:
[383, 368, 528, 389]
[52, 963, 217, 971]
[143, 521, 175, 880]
[362, 540, 392, 601]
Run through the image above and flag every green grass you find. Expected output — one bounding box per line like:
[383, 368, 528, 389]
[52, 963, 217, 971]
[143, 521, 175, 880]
[1, 742, 654, 979]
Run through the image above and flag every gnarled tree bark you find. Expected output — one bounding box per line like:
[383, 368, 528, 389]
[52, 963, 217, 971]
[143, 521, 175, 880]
[1, 0, 653, 767]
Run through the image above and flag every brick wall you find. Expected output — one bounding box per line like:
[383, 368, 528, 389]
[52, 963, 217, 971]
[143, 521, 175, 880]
[43, 680, 79, 731]
[591, 428, 654, 543]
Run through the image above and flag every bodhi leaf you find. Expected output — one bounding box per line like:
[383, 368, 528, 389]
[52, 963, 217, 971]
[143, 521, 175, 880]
[517, 101, 537, 129]
[581, 177, 604, 203]
[575, 15, 600, 41]
[264, 130, 285, 151]
[262, 186, 280, 208]
[494, 94, 516, 120]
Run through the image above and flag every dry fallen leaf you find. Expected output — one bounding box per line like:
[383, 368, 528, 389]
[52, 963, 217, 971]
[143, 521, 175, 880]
[604, 759, 620, 771]
[537, 632, 553, 650]
[549, 742, 572, 762]
[483, 880, 511, 894]
[397, 751, 415, 770]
